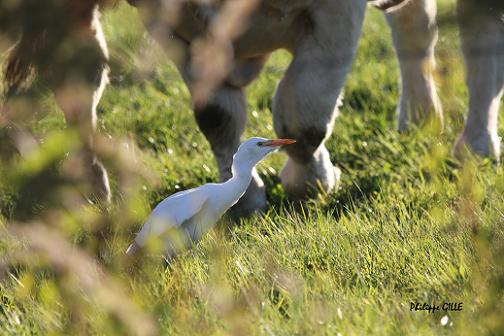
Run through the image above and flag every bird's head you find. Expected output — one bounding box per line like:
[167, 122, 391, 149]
[232, 137, 296, 173]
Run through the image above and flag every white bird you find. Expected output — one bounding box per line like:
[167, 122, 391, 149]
[126, 137, 296, 259]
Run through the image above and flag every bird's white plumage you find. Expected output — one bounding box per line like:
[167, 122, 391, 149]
[126, 137, 295, 258]
[134, 188, 207, 244]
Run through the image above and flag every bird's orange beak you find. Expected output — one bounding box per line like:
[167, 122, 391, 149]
[262, 139, 296, 147]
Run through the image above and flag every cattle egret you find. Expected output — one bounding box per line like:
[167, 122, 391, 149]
[126, 137, 296, 258]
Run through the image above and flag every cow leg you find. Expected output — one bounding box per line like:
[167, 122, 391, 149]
[385, 0, 442, 130]
[194, 57, 268, 216]
[52, 9, 111, 203]
[454, 0, 504, 159]
[273, 0, 367, 200]
[138, 2, 269, 215]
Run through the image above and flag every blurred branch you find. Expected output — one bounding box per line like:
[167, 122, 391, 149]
[2, 222, 157, 336]
[191, 0, 261, 106]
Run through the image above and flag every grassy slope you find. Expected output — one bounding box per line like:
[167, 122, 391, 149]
[1, 0, 504, 334]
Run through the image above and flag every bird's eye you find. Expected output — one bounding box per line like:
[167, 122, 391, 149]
[257, 141, 265, 147]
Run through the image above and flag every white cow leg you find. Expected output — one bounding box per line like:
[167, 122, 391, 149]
[454, 0, 504, 159]
[273, 0, 366, 201]
[385, 0, 442, 130]
[52, 9, 111, 203]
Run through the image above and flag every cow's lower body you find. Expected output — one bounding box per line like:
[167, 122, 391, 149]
[134, 0, 503, 213]
[1, 0, 503, 213]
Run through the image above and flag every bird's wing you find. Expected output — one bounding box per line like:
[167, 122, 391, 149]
[163, 188, 210, 226]
[134, 188, 209, 246]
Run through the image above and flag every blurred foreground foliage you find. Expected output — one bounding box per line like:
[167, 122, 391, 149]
[0, 1, 503, 335]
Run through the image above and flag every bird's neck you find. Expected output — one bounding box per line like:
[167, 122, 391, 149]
[220, 162, 254, 202]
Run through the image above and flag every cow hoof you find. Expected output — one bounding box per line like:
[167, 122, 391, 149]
[281, 147, 340, 201]
[453, 130, 500, 161]
[231, 168, 266, 217]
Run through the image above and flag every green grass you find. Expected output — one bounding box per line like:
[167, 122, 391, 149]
[1, 1, 504, 335]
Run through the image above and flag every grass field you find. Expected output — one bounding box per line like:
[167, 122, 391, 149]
[1, 1, 504, 335]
